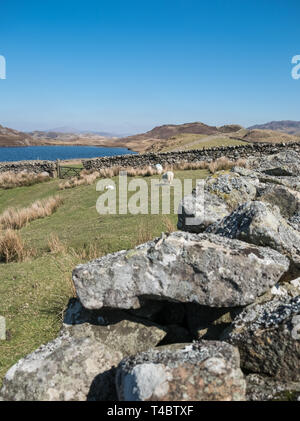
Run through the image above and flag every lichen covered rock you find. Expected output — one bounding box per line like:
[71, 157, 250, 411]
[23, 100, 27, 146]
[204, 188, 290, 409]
[222, 294, 300, 381]
[116, 341, 246, 401]
[250, 150, 300, 177]
[0, 316, 166, 401]
[178, 172, 258, 233]
[73, 231, 289, 309]
[207, 201, 300, 275]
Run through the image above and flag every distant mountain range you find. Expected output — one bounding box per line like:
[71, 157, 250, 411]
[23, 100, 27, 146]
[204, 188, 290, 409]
[115, 121, 300, 152]
[248, 120, 300, 136]
[1, 120, 300, 151]
[40, 127, 122, 138]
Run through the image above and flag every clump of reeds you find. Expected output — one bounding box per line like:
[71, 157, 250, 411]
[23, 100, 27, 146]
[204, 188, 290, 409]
[0, 196, 63, 230]
[0, 229, 33, 263]
[208, 156, 248, 173]
[0, 171, 50, 189]
[59, 171, 100, 190]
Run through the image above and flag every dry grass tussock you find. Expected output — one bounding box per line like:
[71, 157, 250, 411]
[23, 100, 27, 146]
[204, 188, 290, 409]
[162, 215, 176, 233]
[208, 157, 248, 173]
[98, 157, 248, 178]
[48, 234, 103, 261]
[0, 229, 34, 263]
[59, 171, 100, 190]
[0, 196, 63, 230]
[0, 171, 50, 189]
[135, 222, 155, 245]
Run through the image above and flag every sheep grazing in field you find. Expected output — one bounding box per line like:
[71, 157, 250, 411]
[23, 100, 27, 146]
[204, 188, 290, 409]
[155, 164, 163, 175]
[162, 171, 174, 184]
[105, 185, 115, 190]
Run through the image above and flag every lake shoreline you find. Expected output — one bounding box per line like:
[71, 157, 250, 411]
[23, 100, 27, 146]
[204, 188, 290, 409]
[0, 145, 137, 163]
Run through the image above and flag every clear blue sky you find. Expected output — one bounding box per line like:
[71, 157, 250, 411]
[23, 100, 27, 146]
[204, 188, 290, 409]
[0, 0, 299, 134]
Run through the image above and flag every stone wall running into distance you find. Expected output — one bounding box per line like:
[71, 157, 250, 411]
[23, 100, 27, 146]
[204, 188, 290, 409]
[82, 142, 300, 171]
[0, 160, 57, 177]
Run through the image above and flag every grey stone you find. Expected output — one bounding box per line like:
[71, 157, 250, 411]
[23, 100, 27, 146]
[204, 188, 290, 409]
[257, 183, 300, 222]
[73, 231, 289, 310]
[255, 173, 300, 192]
[177, 187, 229, 233]
[205, 172, 258, 207]
[222, 294, 300, 381]
[0, 316, 166, 401]
[206, 201, 300, 276]
[0, 330, 122, 401]
[116, 341, 246, 401]
[250, 150, 300, 176]
[178, 172, 258, 233]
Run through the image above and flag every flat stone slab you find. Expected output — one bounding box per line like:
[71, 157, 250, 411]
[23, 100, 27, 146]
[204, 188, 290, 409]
[116, 341, 246, 401]
[73, 231, 289, 309]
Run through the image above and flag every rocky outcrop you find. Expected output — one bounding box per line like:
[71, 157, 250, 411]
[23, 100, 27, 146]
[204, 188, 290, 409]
[0, 312, 166, 401]
[249, 150, 300, 176]
[177, 185, 229, 233]
[205, 172, 258, 208]
[206, 201, 300, 276]
[221, 294, 300, 381]
[178, 172, 258, 233]
[73, 231, 289, 310]
[116, 341, 246, 401]
[0, 330, 122, 401]
[257, 184, 300, 231]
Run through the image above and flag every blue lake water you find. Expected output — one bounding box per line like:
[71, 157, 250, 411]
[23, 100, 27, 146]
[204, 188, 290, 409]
[0, 146, 137, 162]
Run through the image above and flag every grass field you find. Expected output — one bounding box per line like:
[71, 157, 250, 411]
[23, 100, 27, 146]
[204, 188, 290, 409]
[0, 168, 209, 385]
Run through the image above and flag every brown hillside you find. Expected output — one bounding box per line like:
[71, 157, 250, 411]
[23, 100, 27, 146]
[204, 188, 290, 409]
[0, 125, 38, 147]
[242, 129, 300, 143]
[118, 122, 218, 142]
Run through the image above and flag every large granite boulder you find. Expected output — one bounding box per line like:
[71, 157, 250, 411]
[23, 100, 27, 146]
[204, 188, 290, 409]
[250, 150, 300, 177]
[221, 294, 300, 381]
[206, 201, 300, 275]
[254, 173, 300, 190]
[257, 183, 300, 227]
[73, 232, 289, 310]
[177, 187, 229, 233]
[205, 172, 258, 207]
[178, 172, 258, 233]
[0, 330, 122, 401]
[0, 316, 166, 401]
[116, 341, 246, 401]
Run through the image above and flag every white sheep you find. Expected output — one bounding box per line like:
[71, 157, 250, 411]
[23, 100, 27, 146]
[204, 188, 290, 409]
[162, 171, 174, 184]
[155, 164, 163, 175]
[105, 185, 115, 190]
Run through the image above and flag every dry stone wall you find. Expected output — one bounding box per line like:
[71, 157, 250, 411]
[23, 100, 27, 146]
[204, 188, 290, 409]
[82, 142, 300, 171]
[0, 160, 57, 177]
